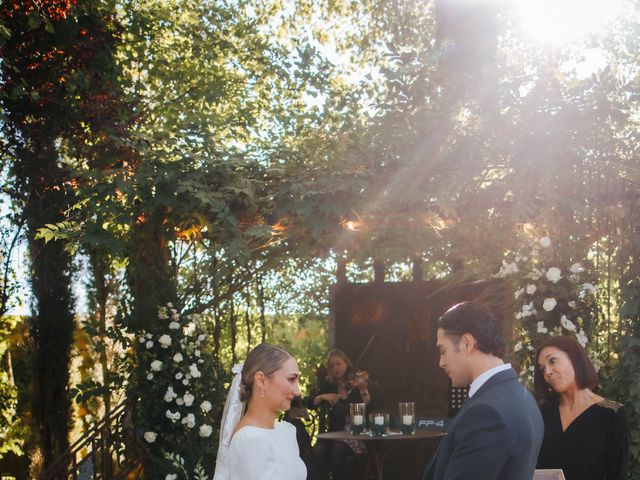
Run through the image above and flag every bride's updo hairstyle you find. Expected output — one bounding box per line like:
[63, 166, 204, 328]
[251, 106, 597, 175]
[240, 343, 293, 402]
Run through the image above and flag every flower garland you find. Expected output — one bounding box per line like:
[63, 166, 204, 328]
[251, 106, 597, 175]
[135, 303, 224, 479]
[496, 236, 598, 385]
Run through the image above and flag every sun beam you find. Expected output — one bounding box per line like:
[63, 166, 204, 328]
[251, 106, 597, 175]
[513, 0, 624, 45]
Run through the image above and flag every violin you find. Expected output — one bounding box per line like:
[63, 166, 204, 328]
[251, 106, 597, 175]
[346, 369, 369, 389]
[337, 369, 370, 401]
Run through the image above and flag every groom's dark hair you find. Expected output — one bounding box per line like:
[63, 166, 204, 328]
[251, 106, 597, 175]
[438, 302, 505, 358]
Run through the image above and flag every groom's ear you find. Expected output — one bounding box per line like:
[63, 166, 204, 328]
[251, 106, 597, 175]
[461, 333, 476, 353]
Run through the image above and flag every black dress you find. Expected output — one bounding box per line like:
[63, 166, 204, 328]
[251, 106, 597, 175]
[537, 398, 629, 480]
[306, 381, 374, 480]
[307, 381, 368, 432]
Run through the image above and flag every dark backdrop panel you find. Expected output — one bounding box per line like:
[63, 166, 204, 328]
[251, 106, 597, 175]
[330, 278, 509, 417]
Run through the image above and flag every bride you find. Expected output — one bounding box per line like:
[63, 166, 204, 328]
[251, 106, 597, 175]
[213, 343, 307, 480]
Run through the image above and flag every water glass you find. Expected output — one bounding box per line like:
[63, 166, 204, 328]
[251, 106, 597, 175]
[349, 402, 365, 435]
[399, 402, 416, 435]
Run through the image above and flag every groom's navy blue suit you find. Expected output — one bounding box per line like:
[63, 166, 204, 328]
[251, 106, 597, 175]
[423, 368, 543, 480]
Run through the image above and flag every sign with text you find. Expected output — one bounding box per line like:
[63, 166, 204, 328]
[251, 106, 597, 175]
[417, 416, 449, 432]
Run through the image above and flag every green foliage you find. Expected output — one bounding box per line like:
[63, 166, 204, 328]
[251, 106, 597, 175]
[0, 316, 23, 458]
[602, 337, 640, 480]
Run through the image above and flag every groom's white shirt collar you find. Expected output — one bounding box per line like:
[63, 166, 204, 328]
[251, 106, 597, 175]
[468, 363, 512, 398]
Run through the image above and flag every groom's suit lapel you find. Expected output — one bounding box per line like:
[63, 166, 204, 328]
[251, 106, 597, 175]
[420, 368, 516, 480]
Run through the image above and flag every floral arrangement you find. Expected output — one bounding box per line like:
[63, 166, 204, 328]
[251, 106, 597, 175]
[496, 235, 599, 385]
[134, 303, 227, 479]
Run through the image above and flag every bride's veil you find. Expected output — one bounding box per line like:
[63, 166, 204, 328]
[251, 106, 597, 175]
[212, 363, 245, 480]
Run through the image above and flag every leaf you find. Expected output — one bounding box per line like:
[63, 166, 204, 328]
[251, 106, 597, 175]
[27, 15, 41, 30]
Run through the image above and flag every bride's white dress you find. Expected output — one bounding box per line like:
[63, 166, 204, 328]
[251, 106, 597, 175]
[226, 422, 307, 480]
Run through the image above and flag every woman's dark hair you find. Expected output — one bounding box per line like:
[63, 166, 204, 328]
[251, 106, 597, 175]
[240, 343, 293, 402]
[437, 302, 505, 358]
[326, 349, 357, 385]
[533, 335, 598, 404]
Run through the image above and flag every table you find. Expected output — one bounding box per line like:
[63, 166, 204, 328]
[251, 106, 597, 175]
[316, 430, 444, 480]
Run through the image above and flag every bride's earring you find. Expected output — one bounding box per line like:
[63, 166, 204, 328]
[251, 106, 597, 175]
[261, 387, 265, 399]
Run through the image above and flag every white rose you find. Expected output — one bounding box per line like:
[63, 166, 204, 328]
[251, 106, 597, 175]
[169, 321, 180, 330]
[545, 267, 562, 283]
[173, 353, 183, 363]
[183, 393, 195, 406]
[576, 329, 588, 347]
[150, 360, 163, 371]
[198, 334, 206, 342]
[139, 337, 146, 344]
[200, 401, 212, 412]
[536, 321, 548, 334]
[182, 378, 189, 386]
[182, 413, 196, 428]
[159, 334, 172, 348]
[146, 373, 154, 380]
[175, 372, 183, 380]
[582, 283, 597, 295]
[144, 431, 157, 443]
[570, 263, 585, 274]
[560, 315, 577, 332]
[526, 284, 537, 295]
[184, 322, 196, 335]
[166, 475, 177, 480]
[164, 386, 177, 402]
[189, 364, 202, 378]
[543, 298, 557, 311]
[199, 424, 213, 437]
[539, 236, 551, 248]
[166, 410, 181, 422]
[145, 341, 154, 349]
[176, 398, 184, 406]
[514, 342, 523, 352]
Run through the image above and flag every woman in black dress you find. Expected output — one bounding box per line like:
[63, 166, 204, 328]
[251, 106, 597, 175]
[307, 349, 373, 480]
[534, 336, 629, 480]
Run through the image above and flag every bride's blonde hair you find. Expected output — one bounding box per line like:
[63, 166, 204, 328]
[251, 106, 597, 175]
[240, 343, 293, 402]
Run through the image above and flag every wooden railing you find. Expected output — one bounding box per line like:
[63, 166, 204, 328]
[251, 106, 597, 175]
[41, 401, 143, 480]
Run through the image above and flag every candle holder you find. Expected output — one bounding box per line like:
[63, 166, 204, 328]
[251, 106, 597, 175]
[399, 402, 416, 435]
[369, 412, 389, 436]
[349, 402, 365, 435]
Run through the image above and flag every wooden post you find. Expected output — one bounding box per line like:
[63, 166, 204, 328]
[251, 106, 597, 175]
[336, 259, 347, 284]
[373, 259, 385, 283]
[412, 256, 423, 282]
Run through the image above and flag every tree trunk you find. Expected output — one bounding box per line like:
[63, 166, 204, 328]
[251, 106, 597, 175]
[22, 140, 75, 474]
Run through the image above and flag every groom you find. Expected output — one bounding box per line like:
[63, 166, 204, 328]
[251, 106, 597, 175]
[422, 302, 543, 480]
